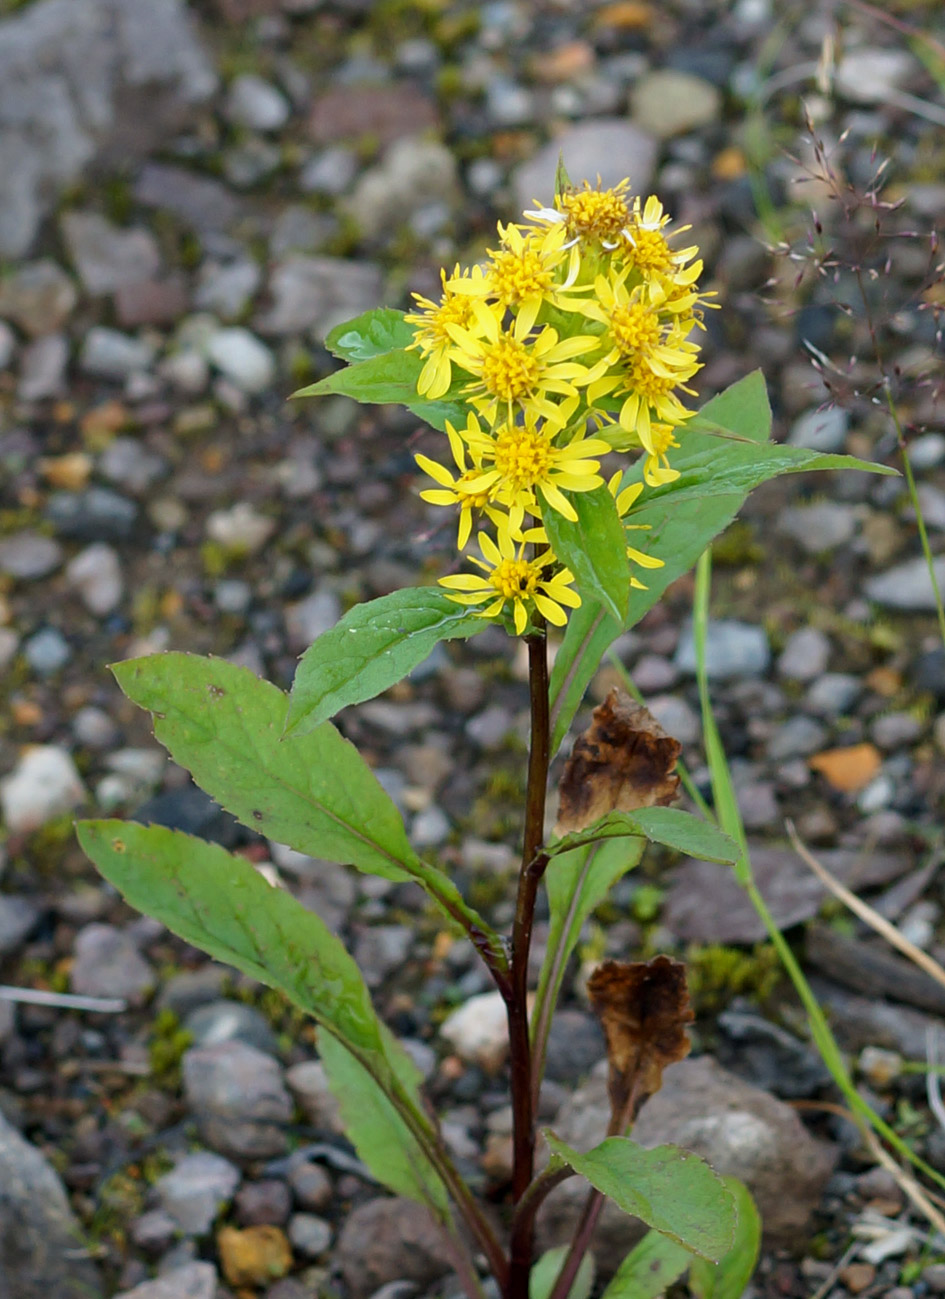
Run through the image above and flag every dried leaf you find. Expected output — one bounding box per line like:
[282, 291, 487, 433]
[587, 956, 693, 1128]
[555, 689, 681, 835]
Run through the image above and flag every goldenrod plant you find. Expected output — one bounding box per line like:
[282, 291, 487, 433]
[78, 169, 893, 1299]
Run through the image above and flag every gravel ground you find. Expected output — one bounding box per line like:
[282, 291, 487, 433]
[1, 1, 945, 1296]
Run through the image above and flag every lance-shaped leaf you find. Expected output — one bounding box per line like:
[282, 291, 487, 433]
[286, 587, 486, 736]
[292, 349, 469, 433]
[530, 1245, 594, 1299]
[112, 654, 502, 960]
[587, 957, 693, 1125]
[77, 820, 450, 1215]
[688, 1177, 761, 1299]
[325, 308, 416, 362]
[544, 1132, 736, 1261]
[600, 1232, 692, 1299]
[548, 807, 738, 865]
[545, 484, 630, 624]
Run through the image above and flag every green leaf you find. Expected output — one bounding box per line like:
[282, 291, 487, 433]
[554, 155, 572, 199]
[286, 587, 486, 736]
[688, 369, 772, 443]
[318, 1029, 449, 1213]
[530, 1245, 594, 1299]
[600, 1232, 692, 1299]
[545, 485, 630, 623]
[77, 820, 451, 1216]
[325, 308, 416, 362]
[688, 1178, 761, 1298]
[544, 1134, 736, 1261]
[547, 808, 738, 864]
[292, 348, 469, 433]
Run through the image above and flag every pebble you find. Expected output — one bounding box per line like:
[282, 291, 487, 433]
[835, 48, 916, 104]
[184, 999, 280, 1056]
[256, 254, 383, 339]
[466, 704, 515, 750]
[410, 804, 451, 848]
[353, 924, 413, 987]
[71, 922, 155, 1003]
[80, 327, 155, 379]
[234, 1179, 292, 1227]
[218, 1224, 292, 1288]
[0, 320, 15, 368]
[864, 555, 945, 611]
[768, 716, 828, 760]
[285, 1060, 343, 1133]
[630, 70, 722, 138]
[100, 437, 168, 493]
[804, 673, 861, 717]
[18, 332, 68, 399]
[788, 406, 848, 452]
[0, 894, 41, 956]
[205, 327, 275, 393]
[909, 432, 945, 470]
[513, 120, 657, 215]
[631, 653, 678, 691]
[736, 780, 779, 829]
[872, 711, 923, 750]
[336, 1198, 455, 1299]
[65, 543, 124, 615]
[299, 147, 358, 196]
[0, 259, 77, 335]
[346, 138, 458, 241]
[206, 501, 275, 553]
[777, 627, 831, 682]
[130, 1208, 178, 1256]
[115, 1261, 218, 1299]
[0, 531, 63, 580]
[674, 618, 771, 679]
[0, 745, 86, 833]
[288, 1213, 332, 1258]
[645, 694, 701, 745]
[24, 626, 71, 675]
[61, 212, 161, 295]
[440, 990, 509, 1071]
[195, 259, 262, 319]
[778, 502, 859, 553]
[284, 587, 341, 651]
[47, 487, 138, 542]
[156, 1151, 241, 1235]
[183, 1041, 293, 1159]
[0, 628, 18, 674]
[225, 74, 291, 131]
[287, 1160, 333, 1212]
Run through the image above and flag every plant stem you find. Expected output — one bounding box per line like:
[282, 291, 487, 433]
[545, 1189, 607, 1299]
[507, 629, 551, 1299]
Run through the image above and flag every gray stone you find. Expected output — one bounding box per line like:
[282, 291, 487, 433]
[0, 895, 40, 956]
[225, 74, 290, 132]
[674, 618, 770, 680]
[99, 437, 167, 493]
[485, 78, 535, 127]
[539, 1057, 835, 1260]
[182, 1041, 293, 1159]
[736, 780, 779, 829]
[284, 588, 341, 652]
[72, 705, 118, 749]
[79, 327, 154, 379]
[205, 501, 274, 553]
[410, 804, 451, 848]
[205, 327, 274, 394]
[336, 1199, 455, 1299]
[234, 1179, 291, 1227]
[285, 1060, 343, 1133]
[629, 70, 722, 138]
[71, 922, 154, 1002]
[353, 925, 412, 987]
[18, 333, 68, 400]
[155, 1151, 241, 1235]
[287, 1161, 332, 1212]
[114, 1262, 217, 1299]
[865, 555, 945, 611]
[909, 433, 945, 470]
[804, 672, 860, 717]
[65, 542, 123, 615]
[135, 163, 239, 233]
[466, 703, 515, 750]
[0, 532, 63, 580]
[47, 486, 138, 542]
[0, 745, 86, 833]
[872, 711, 923, 750]
[129, 1209, 177, 1256]
[184, 1000, 280, 1057]
[914, 485, 945, 530]
[256, 255, 383, 340]
[222, 138, 281, 189]
[788, 406, 848, 452]
[0, 320, 14, 369]
[0, 629, 18, 675]
[513, 120, 658, 215]
[778, 502, 858, 553]
[61, 212, 160, 295]
[0, 0, 216, 258]
[269, 206, 334, 257]
[299, 147, 358, 196]
[288, 1213, 332, 1258]
[0, 1109, 103, 1298]
[767, 715, 828, 760]
[23, 627, 71, 676]
[645, 694, 701, 745]
[777, 627, 830, 681]
[0, 260, 77, 335]
[630, 654, 678, 692]
[835, 48, 916, 104]
[194, 259, 261, 320]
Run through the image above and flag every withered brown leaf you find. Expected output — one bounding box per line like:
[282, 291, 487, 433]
[587, 955, 693, 1130]
[555, 689, 681, 835]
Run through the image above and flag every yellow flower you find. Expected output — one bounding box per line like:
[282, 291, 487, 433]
[623, 195, 700, 281]
[640, 422, 680, 487]
[525, 178, 633, 250]
[573, 270, 699, 381]
[414, 414, 505, 550]
[445, 300, 600, 428]
[405, 266, 494, 400]
[439, 525, 581, 635]
[446, 221, 575, 317]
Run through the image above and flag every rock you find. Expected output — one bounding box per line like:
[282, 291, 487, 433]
[287, 1161, 332, 1212]
[47, 486, 138, 542]
[440, 990, 509, 1071]
[0, 895, 40, 957]
[835, 48, 916, 104]
[79, 327, 154, 379]
[184, 1000, 280, 1057]
[335, 1198, 455, 1299]
[804, 673, 860, 717]
[114, 1262, 218, 1299]
[156, 1151, 241, 1235]
[288, 1213, 332, 1258]
[309, 84, 438, 146]
[0, 1108, 103, 1298]
[71, 922, 154, 1002]
[0, 629, 18, 675]
[194, 259, 261, 320]
[0, 0, 216, 258]
[0, 745, 86, 833]
[285, 1060, 343, 1133]
[205, 327, 275, 393]
[345, 138, 458, 240]
[234, 1179, 292, 1227]
[23, 626, 71, 676]
[18, 333, 68, 400]
[218, 1224, 292, 1288]
[674, 618, 770, 680]
[910, 432, 945, 469]
[645, 694, 701, 745]
[353, 925, 412, 987]
[629, 70, 722, 138]
[183, 1041, 293, 1159]
[788, 406, 848, 452]
[256, 255, 383, 340]
[630, 654, 677, 692]
[115, 276, 188, 328]
[135, 163, 240, 233]
[65, 542, 123, 615]
[767, 716, 828, 760]
[540, 1057, 835, 1261]
[865, 555, 945, 611]
[717, 1005, 832, 1098]
[410, 804, 451, 848]
[129, 1208, 177, 1256]
[0, 320, 14, 368]
[226, 74, 290, 131]
[61, 213, 160, 295]
[735, 780, 779, 829]
[100, 437, 168, 494]
[0, 260, 77, 335]
[513, 120, 658, 215]
[777, 627, 830, 682]
[206, 502, 275, 553]
[777, 502, 858, 553]
[0, 532, 63, 580]
[299, 147, 357, 196]
[872, 711, 923, 750]
[544, 1010, 606, 1085]
[664, 843, 908, 944]
[284, 588, 341, 651]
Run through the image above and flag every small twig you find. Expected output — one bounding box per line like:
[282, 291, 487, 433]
[0, 985, 127, 1013]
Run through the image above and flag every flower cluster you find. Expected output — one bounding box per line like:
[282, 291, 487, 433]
[406, 177, 712, 635]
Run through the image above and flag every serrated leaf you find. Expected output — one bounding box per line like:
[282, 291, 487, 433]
[688, 1177, 761, 1299]
[545, 484, 630, 623]
[601, 1232, 692, 1299]
[548, 808, 738, 864]
[77, 820, 450, 1217]
[545, 1133, 736, 1261]
[325, 308, 416, 362]
[286, 587, 486, 736]
[530, 1245, 594, 1299]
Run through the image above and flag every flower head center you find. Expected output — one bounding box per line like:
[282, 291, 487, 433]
[560, 187, 630, 242]
[490, 557, 540, 600]
[626, 362, 675, 400]
[492, 424, 554, 489]
[626, 226, 673, 271]
[479, 335, 541, 402]
[609, 301, 661, 358]
[650, 423, 678, 455]
[489, 248, 553, 305]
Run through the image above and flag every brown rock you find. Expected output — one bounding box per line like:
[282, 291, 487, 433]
[309, 85, 438, 146]
[217, 1224, 292, 1288]
[335, 1198, 455, 1299]
[114, 277, 188, 328]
